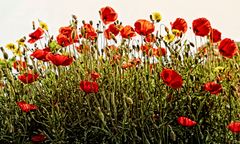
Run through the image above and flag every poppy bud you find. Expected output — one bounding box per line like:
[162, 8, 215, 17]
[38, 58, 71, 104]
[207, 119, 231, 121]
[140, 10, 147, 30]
[178, 55, 182, 61]
[97, 107, 106, 125]
[174, 39, 181, 44]
[231, 85, 237, 91]
[32, 21, 35, 30]
[170, 130, 176, 141]
[89, 20, 93, 25]
[72, 15, 77, 20]
[125, 97, 133, 105]
[0, 47, 4, 52]
[189, 42, 195, 47]
[165, 26, 169, 33]
[150, 14, 153, 22]
[3, 52, 8, 60]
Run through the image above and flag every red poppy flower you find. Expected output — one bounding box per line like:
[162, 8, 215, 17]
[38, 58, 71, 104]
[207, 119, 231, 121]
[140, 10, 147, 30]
[13, 60, 27, 71]
[57, 34, 72, 47]
[46, 53, 73, 66]
[104, 29, 113, 40]
[104, 24, 120, 39]
[59, 26, 73, 36]
[160, 68, 183, 89]
[91, 71, 101, 81]
[31, 134, 46, 142]
[81, 24, 97, 40]
[218, 38, 238, 58]
[171, 18, 188, 34]
[177, 116, 197, 127]
[18, 73, 39, 84]
[100, 6, 118, 25]
[31, 48, 50, 62]
[16, 101, 38, 112]
[227, 122, 240, 133]
[57, 26, 79, 47]
[209, 28, 221, 43]
[28, 27, 44, 44]
[192, 18, 211, 37]
[153, 48, 167, 57]
[134, 19, 155, 36]
[145, 34, 156, 43]
[120, 25, 136, 39]
[80, 80, 99, 93]
[203, 82, 222, 95]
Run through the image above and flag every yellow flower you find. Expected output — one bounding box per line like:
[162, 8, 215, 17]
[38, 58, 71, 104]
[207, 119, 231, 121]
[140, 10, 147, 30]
[163, 33, 175, 43]
[172, 29, 181, 36]
[151, 12, 162, 22]
[13, 48, 22, 56]
[214, 66, 224, 72]
[39, 21, 48, 31]
[6, 43, 17, 51]
[16, 38, 26, 47]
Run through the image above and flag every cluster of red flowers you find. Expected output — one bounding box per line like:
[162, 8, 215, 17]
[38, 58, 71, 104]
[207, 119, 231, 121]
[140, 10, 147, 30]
[12, 6, 239, 140]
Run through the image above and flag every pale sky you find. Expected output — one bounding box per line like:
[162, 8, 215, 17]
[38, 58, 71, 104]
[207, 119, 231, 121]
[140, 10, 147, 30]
[0, 0, 239, 46]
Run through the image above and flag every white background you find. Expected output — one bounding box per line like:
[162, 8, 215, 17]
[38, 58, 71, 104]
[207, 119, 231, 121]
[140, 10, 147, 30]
[0, 0, 239, 46]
